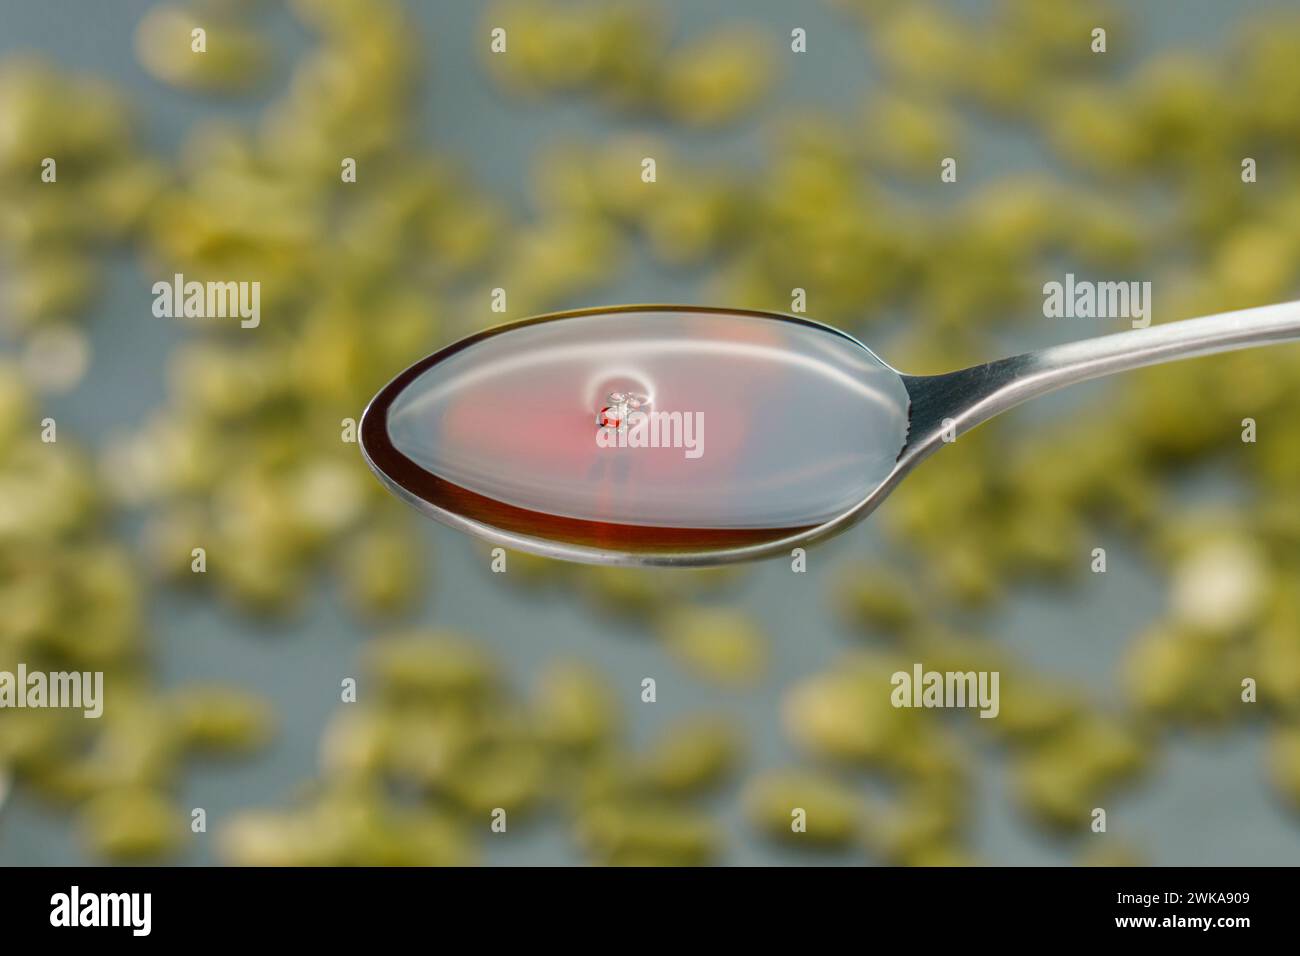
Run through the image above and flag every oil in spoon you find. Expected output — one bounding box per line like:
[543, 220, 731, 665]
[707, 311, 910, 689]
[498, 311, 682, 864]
[362, 306, 911, 559]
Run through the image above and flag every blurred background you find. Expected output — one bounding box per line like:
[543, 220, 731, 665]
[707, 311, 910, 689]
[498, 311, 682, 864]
[2, 0, 1300, 866]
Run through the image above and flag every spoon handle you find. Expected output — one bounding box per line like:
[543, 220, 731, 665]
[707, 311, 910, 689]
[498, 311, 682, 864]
[1026, 298, 1300, 387]
[902, 299, 1300, 448]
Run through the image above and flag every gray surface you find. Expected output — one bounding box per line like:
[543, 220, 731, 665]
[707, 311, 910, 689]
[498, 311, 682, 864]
[2, 0, 1299, 866]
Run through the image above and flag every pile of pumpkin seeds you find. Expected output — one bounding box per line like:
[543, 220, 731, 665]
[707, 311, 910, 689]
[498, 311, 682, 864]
[2, 0, 1300, 864]
[0, 366, 271, 858]
[222, 631, 743, 865]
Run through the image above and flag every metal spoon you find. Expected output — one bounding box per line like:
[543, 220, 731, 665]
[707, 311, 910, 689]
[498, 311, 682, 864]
[360, 301, 1300, 567]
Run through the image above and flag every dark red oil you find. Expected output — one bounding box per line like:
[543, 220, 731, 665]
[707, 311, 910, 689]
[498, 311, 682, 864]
[362, 307, 910, 557]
